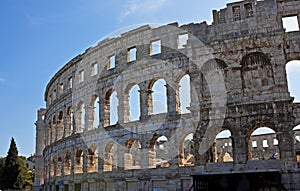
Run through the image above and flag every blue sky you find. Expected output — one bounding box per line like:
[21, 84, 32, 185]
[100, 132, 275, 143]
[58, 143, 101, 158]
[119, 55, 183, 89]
[0, 0, 299, 157]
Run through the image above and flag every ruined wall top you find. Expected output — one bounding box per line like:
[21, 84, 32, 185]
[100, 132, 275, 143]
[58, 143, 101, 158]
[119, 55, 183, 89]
[44, 0, 300, 102]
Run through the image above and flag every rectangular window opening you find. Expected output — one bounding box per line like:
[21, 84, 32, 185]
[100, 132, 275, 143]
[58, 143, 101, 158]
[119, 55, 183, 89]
[107, 55, 115, 70]
[244, 3, 253, 18]
[262, 140, 268, 148]
[127, 47, 137, 62]
[252, 141, 257, 148]
[233, 6, 241, 21]
[91, 63, 98, 76]
[68, 77, 73, 89]
[282, 16, 299, 32]
[79, 70, 84, 83]
[150, 40, 161, 55]
[273, 139, 278, 146]
[59, 83, 64, 94]
[178, 34, 188, 49]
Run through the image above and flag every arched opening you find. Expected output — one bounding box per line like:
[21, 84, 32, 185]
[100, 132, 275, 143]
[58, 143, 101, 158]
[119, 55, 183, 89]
[47, 122, 51, 145]
[215, 130, 233, 162]
[151, 135, 169, 168]
[110, 92, 118, 125]
[103, 142, 118, 172]
[151, 79, 167, 114]
[93, 97, 100, 128]
[66, 107, 73, 137]
[286, 60, 300, 102]
[77, 102, 85, 133]
[64, 150, 71, 175]
[129, 85, 140, 121]
[87, 144, 98, 173]
[74, 147, 83, 174]
[293, 125, 300, 167]
[50, 156, 54, 177]
[58, 111, 63, 140]
[125, 138, 141, 170]
[179, 133, 194, 166]
[46, 159, 50, 179]
[52, 116, 56, 143]
[241, 52, 274, 95]
[56, 153, 62, 176]
[104, 90, 119, 126]
[249, 127, 279, 160]
[179, 75, 191, 114]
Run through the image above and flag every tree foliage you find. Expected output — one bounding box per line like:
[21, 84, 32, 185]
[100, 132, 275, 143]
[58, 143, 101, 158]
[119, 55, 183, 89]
[0, 138, 34, 190]
[3, 137, 20, 189]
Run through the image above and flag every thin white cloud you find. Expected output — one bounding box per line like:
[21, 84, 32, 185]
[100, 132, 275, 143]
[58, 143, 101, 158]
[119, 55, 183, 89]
[0, 78, 6, 83]
[119, 0, 167, 22]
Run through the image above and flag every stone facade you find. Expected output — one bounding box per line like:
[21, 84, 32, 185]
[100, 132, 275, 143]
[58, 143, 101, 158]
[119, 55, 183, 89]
[34, 0, 300, 190]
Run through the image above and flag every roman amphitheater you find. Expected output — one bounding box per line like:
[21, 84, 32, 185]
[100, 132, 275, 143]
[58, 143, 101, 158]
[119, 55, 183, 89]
[34, 0, 300, 190]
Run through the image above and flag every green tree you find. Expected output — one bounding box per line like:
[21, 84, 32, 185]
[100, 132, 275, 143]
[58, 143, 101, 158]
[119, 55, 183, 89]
[0, 157, 5, 189]
[16, 156, 33, 189]
[3, 137, 20, 189]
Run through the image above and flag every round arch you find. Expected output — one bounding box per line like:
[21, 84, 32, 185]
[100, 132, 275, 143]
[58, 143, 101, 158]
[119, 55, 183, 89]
[286, 60, 300, 102]
[246, 120, 279, 161]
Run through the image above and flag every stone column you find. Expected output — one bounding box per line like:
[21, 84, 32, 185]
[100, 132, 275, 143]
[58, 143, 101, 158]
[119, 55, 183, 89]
[193, 121, 209, 166]
[99, 97, 106, 128]
[86, 105, 94, 130]
[70, 148, 75, 176]
[117, 146, 125, 171]
[138, 81, 151, 120]
[140, 148, 150, 169]
[116, 91, 124, 124]
[53, 155, 57, 177]
[103, 98, 110, 127]
[83, 148, 88, 175]
[63, 111, 67, 138]
[61, 154, 65, 177]
[232, 133, 248, 164]
[166, 84, 179, 116]
[278, 129, 295, 162]
[55, 115, 59, 141]
[98, 153, 104, 172]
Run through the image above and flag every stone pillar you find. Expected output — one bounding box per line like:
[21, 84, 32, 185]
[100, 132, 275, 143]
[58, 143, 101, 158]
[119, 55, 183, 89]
[98, 154, 104, 172]
[116, 91, 124, 124]
[55, 115, 59, 141]
[70, 148, 75, 176]
[99, 97, 106, 128]
[139, 81, 152, 120]
[61, 154, 65, 177]
[193, 121, 209, 166]
[232, 134, 248, 164]
[166, 84, 179, 116]
[140, 148, 150, 169]
[278, 130, 295, 162]
[57, 119, 63, 140]
[103, 98, 110, 127]
[86, 105, 94, 130]
[53, 156, 57, 177]
[169, 144, 179, 168]
[83, 148, 88, 175]
[75, 108, 83, 133]
[117, 146, 125, 171]
[63, 111, 67, 138]
[34, 109, 46, 191]
[71, 111, 76, 135]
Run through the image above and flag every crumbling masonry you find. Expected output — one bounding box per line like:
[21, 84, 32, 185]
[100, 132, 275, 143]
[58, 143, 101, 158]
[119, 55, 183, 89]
[34, 0, 300, 190]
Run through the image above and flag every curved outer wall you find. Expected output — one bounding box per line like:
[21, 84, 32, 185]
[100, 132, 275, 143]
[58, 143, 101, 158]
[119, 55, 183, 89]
[35, 0, 300, 190]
